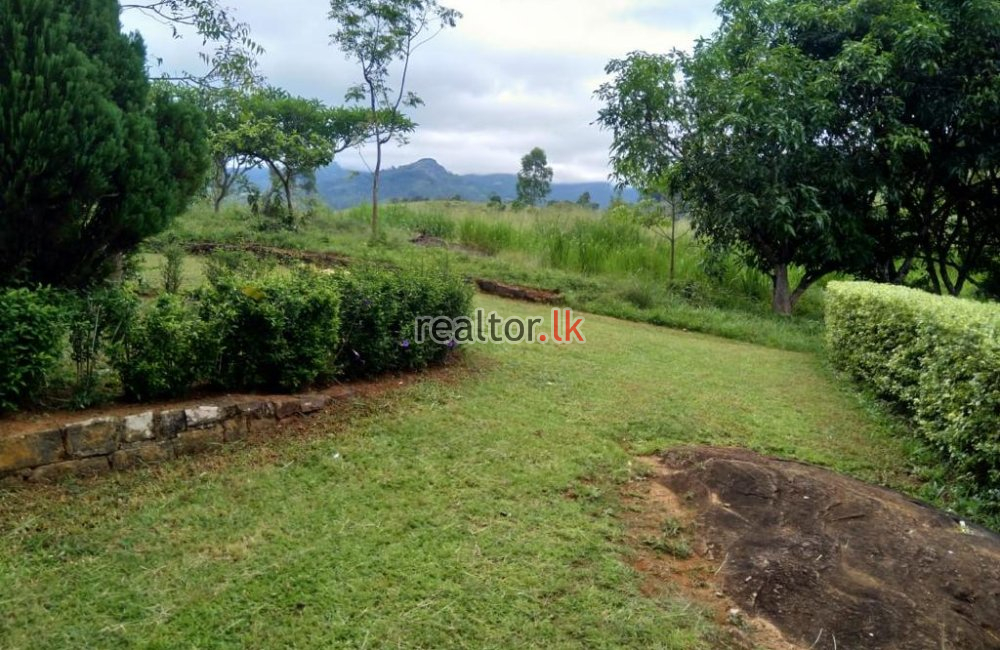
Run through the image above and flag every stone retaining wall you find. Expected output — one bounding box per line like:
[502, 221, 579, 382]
[0, 394, 334, 484]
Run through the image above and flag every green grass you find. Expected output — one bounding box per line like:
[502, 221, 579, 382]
[0, 295, 915, 648]
[149, 200, 827, 353]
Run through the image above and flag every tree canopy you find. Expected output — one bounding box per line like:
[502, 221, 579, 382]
[0, 0, 209, 288]
[516, 147, 553, 207]
[597, 0, 1000, 313]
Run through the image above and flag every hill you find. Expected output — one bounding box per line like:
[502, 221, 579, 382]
[248, 158, 638, 208]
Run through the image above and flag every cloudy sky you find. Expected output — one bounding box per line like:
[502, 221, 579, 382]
[122, 1, 719, 183]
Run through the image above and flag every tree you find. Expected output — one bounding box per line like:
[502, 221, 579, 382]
[228, 88, 390, 226]
[596, 51, 690, 284]
[487, 193, 504, 210]
[516, 148, 553, 207]
[0, 0, 209, 288]
[329, 0, 461, 240]
[120, 0, 263, 88]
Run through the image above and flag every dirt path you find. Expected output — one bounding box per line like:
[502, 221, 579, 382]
[625, 447, 1000, 649]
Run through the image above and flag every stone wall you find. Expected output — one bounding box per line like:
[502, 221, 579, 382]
[0, 394, 334, 483]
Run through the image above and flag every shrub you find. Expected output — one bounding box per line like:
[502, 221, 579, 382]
[162, 244, 185, 294]
[335, 263, 473, 377]
[0, 288, 68, 411]
[826, 282, 1000, 497]
[113, 293, 214, 401]
[68, 287, 138, 406]
[201, 267, 341, 392]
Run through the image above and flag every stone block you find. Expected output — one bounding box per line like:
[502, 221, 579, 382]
[175, 425, 224, 456]
[122, 411, 155, 443]
[0, 428, 65, 474]
[157, 410, 187, 438]
[300, 395, 329, 414]
[65, 418, 121, 458]
[111, 442, 174, 470]
[184, 405, 223, 428]
[238, 400, 274, 419]
[28, 457, 110, 482]
[273, 398, 303, 420]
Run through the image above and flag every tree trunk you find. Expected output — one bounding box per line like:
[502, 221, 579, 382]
[771, 263, 793, 316]
[668, 200, 676, 284]
[371, 141, 382, 240]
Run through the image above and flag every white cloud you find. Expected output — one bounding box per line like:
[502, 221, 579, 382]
[122, 0, 719, 182]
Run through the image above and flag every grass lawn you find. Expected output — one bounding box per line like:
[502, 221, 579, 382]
[0, 296, 913, 648]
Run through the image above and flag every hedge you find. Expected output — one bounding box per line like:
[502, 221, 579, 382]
[334, 263, 474, 377]
[826, 281, 1000, 493]
[0, 288, 67, 411]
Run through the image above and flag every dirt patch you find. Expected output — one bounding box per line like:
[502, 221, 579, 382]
[630, 446, 1000, 649]
[474, 279, 562, 304]
[183, 242, 351, 268]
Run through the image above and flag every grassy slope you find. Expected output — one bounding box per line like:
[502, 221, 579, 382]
[148, 202, 826, 353]
[0, 296, 912, 648]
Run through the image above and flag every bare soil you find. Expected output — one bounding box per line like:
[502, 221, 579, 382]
[473, 278, 562, 304]
[183, 241, 351, 267]
[626, 447, 1000, 649]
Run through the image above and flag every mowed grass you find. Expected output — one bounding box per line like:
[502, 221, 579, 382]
[0, 296, 913, 648]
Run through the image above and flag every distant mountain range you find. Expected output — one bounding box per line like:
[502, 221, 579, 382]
[247, 158, 638, 209]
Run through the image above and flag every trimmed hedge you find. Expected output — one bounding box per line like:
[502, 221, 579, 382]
[0, 288, 67, 411]
[113, 293, 216, 401]
[826, 281, 1000, 493]
[335, 263, 474, 377]
[200, 268, 342, 393]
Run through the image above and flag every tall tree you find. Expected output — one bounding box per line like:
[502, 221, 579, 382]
[515, 147, 553, 207]
[120, 0, 263, 88]
[329, 0, 461, 239]
[0, 0, 209, 288]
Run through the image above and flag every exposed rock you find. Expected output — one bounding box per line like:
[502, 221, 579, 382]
[112, 442, 174, 470]
[28, 457, 110, 482]
[122, 411, 155, 443]
[184, 405, 222, 428]
[0, 428, 65, 474]
[65, 418, 120, 458]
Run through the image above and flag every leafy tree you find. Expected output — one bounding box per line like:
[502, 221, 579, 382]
[487, 193, 504, 210]
[515, 147, 553, 207]
[228, 88, 385, 226]
[0, 0, 210, 288]
[120, 0, 263, 88]
[329, 0, 461, 239]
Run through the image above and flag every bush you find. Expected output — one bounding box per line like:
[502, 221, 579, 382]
[113, 293, 214, 401]
[826, 282, 1000, 498]
[68, 287, 138, 406]
[0, 288, 68, 411]
[335, 263, 473, 377]
[201, 267, 341, 392]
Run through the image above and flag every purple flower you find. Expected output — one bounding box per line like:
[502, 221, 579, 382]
[447, 339, 457, 350]
[401, 339, 411, 349]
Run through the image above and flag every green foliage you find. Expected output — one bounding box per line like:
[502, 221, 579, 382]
[0, 0, 209, 288]
[334, 263, 472, 377]
[826, 282, 1000, 512]
[113, 293, 215, 402]
[0, 288, 67, 411]
[67, 287, 138, 406]
[515, 147, 553, 207]
[201, 267, 342, 392]
[162, 244, 185, 294]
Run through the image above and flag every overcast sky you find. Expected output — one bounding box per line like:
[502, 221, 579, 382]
[122, 0, 719, 183]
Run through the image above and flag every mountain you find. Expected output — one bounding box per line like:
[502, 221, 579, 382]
[247, 158, 638, 209]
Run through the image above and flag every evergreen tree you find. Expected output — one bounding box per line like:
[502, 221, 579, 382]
[0, 0, 209, 287]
